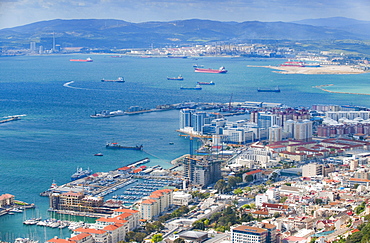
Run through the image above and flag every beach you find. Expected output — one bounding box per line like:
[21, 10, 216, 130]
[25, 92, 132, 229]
[250, 64, 367, 74]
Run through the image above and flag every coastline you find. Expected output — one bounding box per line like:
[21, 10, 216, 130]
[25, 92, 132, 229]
[249, 64, 368, 74]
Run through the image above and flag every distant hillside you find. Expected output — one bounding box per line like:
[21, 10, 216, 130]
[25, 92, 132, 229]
[292, 17, 370, 39]
[0, 18, 369, 49]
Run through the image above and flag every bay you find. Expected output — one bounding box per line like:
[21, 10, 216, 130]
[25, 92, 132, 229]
[0, 55, 369, 241]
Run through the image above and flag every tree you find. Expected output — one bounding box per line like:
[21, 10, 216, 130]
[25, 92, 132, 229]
[233, 188, 243, 195]
[215, 179, 227, 193]
[192, 220, 205, 230]
[228, 176, 242, 188]
[174, 238, 185, 243]
[145, 223, 156, 233]
[134, 233, 147, 243]
[152, 233, 163, 243]
[280, 196, 288, 203]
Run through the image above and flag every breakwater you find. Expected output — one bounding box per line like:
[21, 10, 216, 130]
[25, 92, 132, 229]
[314, 84, 370, 96]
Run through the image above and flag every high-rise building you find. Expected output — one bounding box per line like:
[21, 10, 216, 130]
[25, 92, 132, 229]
[180, 109, 193, 129]
[269, 125, 282, 142]
[294, 119, 313, 141]
[258, 113, 280, 129]
[302, 163, 323, 177]
[193, 111, 207, 133]
[183, 156, 221, 188]
[30, 42, 36, 53]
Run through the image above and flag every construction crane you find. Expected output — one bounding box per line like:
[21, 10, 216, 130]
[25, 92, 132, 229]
[229, 93, 233, 111]
[178, 132, 212, 157]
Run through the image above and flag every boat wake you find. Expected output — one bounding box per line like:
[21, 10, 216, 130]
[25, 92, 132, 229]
[63, 81, 120, 92]
[63, 81, 95, 91]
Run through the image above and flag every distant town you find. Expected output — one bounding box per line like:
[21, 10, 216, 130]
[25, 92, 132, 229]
[3, 101, 370, 243]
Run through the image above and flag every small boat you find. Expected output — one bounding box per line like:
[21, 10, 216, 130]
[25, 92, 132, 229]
[197, 81, 215, 85]
[94, 153, 103, 156]
[90, 110, 112, 118]
[167, 75, 184, 80]
[101, 77, 125, 83]
[194, 66, 227, 73]
[106, 142, 143, 150]
[110, 55, 122, 58]
[180, 85, 202, 90]
[257, 86, 281, 92]
[169, 142, 174, 145]
[70, 57, 93, 62]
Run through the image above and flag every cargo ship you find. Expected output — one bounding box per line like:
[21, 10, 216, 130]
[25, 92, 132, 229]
[70, 57, 93, 62]
[197, 81, 215, 85]
[167, 75, 183, 80]
[101, 77, 125, 83]
[71, 167, 92, 181]
[180, 85, 202, 90]
[257, 86, 281, 92]
[106, 142, 143, 150]
[194, 66, 227, 73]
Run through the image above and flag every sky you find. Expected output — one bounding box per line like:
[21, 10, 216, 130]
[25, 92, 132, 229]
[1, 0, 370, 29]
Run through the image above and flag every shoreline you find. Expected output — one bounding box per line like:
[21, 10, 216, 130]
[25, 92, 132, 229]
[249, 65, 368, 75]
[313, 84, 370, 96]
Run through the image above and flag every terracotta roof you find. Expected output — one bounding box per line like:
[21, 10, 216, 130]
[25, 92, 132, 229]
[70, 233, 91, 241]
[61, 191, 82, 197]
[74, 228, 106, 234]
[118, 166, 130, 171]
[104, 223, 124, 231]
[141, 199, 157, 204]
[245, 170, 263, 176]
[349, 178, 370, 182]
[233, 225, 267, 234]
[114, 208, 139, 214]
[47, 239, 76, 243]
[115, 212, 132, 219]
[252, 210, 269, 215]
[0, 194, 14, 200]
[96, 217, 128, 224]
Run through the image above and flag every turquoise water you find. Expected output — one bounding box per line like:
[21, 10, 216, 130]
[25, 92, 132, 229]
[0, 55, 369, 241]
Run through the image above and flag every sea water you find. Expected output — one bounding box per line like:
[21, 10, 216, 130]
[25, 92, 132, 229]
[0, 55, 369, 241]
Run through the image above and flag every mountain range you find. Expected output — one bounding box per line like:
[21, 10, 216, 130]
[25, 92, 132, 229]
[0, 17, 369, 50]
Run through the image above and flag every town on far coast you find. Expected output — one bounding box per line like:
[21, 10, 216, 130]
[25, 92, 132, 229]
[5, 99, 370, 243]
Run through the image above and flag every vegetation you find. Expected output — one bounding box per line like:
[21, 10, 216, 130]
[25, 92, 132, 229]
[125, 205, 192, 242]
[191, 205, 256, 232]
[354, 202, 366, 215]
[151, 233, 163, 243]
[190, 191, 210, 199]
[173, 238, 186, 243]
